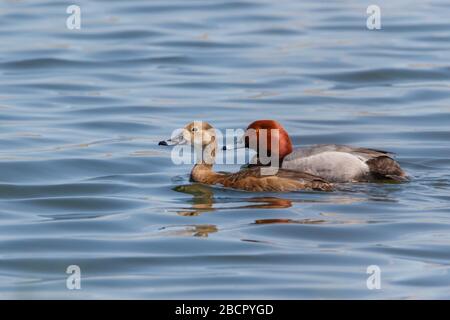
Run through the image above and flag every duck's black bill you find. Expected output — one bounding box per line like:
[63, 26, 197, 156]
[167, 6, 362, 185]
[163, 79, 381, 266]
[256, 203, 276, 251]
[222, 141, 246, 151]
[158, 133, 187, 146]
[223, 131, 247, 150]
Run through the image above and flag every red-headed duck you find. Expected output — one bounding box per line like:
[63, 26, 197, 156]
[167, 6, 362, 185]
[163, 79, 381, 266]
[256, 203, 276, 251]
[226, 120, 408, 183]
[159, 121, 333, 192]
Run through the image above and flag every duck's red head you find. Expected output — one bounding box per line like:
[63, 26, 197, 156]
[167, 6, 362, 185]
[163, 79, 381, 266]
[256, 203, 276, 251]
[244, 120, 293, 164]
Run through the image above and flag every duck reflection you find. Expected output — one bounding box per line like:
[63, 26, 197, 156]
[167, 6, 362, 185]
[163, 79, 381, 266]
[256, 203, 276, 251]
[253, 218, 326, 225]
[173, 183, 293, 216]
[167, 184, 340, 238]
[159, 224, 218, 237]
[173, 184, 215, 216]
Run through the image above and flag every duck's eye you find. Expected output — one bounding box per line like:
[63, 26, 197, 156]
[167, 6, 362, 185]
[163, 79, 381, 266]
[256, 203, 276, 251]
[191, 127, 198, 132]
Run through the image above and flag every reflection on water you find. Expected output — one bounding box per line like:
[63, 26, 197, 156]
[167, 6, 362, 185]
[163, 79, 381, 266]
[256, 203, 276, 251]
[173, 184, 293, 215]
[173, 184, 216, 216]
[159, 224, 218, 237]
[0, 0, 450, 299]
[254, 218, 325, 225]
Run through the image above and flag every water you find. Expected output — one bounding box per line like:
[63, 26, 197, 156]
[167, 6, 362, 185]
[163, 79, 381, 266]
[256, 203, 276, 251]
[0, 0, 449, 299]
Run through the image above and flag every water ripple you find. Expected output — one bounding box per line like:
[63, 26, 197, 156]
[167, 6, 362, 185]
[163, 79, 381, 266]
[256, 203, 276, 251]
[0, 0, 449, 299]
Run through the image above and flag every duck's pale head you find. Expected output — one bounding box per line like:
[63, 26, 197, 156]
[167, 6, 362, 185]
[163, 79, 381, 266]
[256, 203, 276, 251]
[158, 121, 216, 148]
[158, 121, 217, 165]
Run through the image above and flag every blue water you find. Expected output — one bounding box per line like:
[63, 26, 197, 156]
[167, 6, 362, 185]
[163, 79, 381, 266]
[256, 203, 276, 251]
[0, 0, 450, 299]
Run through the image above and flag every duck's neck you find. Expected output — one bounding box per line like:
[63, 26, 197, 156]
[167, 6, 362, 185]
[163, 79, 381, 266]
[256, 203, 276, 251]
[254, 151, 285, 167]
[190, 142, 223, 184]
[256, 134, 293, 167]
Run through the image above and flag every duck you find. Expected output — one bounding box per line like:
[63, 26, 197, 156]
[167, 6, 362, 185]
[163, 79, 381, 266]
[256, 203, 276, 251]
[224, 119, 408, 183]
[158, 121, 333, 192]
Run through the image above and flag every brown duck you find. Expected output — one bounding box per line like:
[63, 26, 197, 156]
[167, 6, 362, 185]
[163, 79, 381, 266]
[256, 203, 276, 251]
[158, 121, 333, 192]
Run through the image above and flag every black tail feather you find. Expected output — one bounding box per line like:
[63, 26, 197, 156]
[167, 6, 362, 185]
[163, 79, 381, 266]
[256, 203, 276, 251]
[366, 156, 408, 182]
